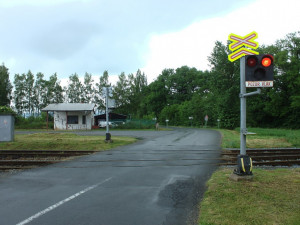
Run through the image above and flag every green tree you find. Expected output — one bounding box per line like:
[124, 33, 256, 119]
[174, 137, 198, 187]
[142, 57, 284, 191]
[82, 72, 94, 103]
[37, 73, 64, 110]
[128, 69, 148, 117]
[168, 66, 199, 104]
[14, 73, 26, 115]
[142, 69, 173, 119]
[112, 72, 130, 114]
[160, 104, 180, 125]
[33, 72, 45, 114]
[48, 73, 64, 104]
[207, 41, 240, 129]
[259, 32, 300, 128]
[95, 70, 110, 112]
[24, 70, 35, 115]
[0, 64, 12, 106]
[66, 73, 83, 103]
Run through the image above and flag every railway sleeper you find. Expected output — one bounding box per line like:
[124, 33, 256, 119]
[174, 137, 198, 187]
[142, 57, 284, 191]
[220, 159, 300, 166]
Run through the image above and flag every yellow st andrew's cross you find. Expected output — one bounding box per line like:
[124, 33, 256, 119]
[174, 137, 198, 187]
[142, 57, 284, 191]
[228, 31, 259, 62]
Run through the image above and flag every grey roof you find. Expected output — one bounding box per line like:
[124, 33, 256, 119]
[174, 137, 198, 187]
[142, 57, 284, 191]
[42, 103, 95, 112]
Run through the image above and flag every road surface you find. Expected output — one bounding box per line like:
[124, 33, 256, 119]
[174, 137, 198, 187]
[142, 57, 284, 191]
[0, 128, 221, 225]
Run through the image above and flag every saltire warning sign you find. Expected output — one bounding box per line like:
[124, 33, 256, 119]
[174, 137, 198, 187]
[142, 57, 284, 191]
[228, 31, 259, 62]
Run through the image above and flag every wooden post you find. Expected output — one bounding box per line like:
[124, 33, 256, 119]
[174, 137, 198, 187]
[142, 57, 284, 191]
[46, 111, 49, 130]
[66, 111, 68, 130]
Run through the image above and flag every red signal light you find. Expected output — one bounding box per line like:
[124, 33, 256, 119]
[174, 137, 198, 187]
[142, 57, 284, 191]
[262, 56, 272, 67]
[247, 57, 257, 67]
[245, 54, 274, 87]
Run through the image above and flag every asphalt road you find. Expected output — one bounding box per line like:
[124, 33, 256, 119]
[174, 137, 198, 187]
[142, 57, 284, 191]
[0, 128, 221, 225]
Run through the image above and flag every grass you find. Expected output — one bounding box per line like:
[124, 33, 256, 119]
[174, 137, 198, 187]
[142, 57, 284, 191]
[0, 133, 137, 151]
[217, 129, 240, 148]
[200, 128, 300, 224]
[198, 168, 300, 225]
[217, 128, 300, 148]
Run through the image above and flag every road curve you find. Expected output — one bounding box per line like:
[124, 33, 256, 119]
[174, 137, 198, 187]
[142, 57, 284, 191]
[0, 128, 221, 225]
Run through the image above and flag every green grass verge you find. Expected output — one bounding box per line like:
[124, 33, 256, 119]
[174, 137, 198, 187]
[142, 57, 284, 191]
[0, 133, 137, 151]
[198, 168, 300, 225]
[217, 128, 300, 148]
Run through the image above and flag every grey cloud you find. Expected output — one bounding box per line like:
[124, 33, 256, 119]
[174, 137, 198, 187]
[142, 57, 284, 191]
[0, 0, 251, 78]
[30, 20, 98, 59]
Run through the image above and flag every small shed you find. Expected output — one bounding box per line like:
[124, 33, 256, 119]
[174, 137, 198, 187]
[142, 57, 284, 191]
[42, 103, 95, 130]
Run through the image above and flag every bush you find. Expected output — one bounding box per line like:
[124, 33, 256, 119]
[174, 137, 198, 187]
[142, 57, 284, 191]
[15, 121, 54, 129]
[15, 112, 53, 129]
[0, 106, 16, 115]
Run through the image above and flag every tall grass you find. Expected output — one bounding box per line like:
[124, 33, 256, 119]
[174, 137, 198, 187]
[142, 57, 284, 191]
[246, 128, 300, 147]
[0, 133, 136, 151]
[218, 128, 300, 148]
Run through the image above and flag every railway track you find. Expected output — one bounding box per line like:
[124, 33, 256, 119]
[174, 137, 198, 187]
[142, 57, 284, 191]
[221, 148, 300, 166]
[1, 148, 299, 171]
[0, 150, 97, 171]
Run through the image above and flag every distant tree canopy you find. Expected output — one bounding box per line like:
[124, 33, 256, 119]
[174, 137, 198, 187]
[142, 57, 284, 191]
[0, 64, 12, 107]
[1, 31, 299, 128]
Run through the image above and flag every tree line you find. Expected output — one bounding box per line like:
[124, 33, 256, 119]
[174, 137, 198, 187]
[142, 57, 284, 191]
[0, 31, 299, 129]
[0, 67, 147, 117]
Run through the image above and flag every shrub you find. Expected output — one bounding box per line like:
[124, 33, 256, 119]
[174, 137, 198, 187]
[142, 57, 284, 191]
[0, 106, 16, 115]
[14, 112, 53, 129]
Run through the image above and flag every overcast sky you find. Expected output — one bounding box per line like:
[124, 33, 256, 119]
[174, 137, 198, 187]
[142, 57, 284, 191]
[1, 0, 300, 84]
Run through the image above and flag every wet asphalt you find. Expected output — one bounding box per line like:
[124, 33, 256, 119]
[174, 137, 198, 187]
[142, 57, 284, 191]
[0, 128, 221, 225]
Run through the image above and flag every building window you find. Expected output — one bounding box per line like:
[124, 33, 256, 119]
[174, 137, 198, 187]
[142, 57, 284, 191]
[82, 115, 86, 125]
[67, 116, 78, 124]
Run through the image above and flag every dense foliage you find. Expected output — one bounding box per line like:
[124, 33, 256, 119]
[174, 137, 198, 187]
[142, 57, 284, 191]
[1, 31, 299, 129]
[0, 64, 12, 106]
[0, 106, 15, 115]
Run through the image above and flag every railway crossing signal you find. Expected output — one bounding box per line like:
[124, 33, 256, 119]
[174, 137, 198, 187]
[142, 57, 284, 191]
[245, 54, 274, 87]
[228, 31, 275, 177]
[228, 31, 259, 62]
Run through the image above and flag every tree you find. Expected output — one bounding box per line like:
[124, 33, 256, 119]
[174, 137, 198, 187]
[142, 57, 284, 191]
[127, 69, 148, 117]
[33, 72, 45, 114]
[14, 73, 26, 115]
[142, 69, 172, 119]
[95, 70, 110, 112]
[207, 41, 240, 129]
[48, 73, 64, 104]
[112, 72, 130, 114]
[256, 32, 300, 128]
[82, 72, 94, 103]
[33, 73, 64, 112]
[168, 66, 199, 104]
[0, 64, 12, 106]
[24, 70, 35, 115]
[66, 73, 83, 103]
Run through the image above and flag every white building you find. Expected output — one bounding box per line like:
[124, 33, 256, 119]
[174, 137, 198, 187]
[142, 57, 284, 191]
[42, 103, 95, 130]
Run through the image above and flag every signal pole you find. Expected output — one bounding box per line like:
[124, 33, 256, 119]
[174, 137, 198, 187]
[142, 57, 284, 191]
[240, 57, 247, 155]
[228, 31, 274, 178]
[236, 57, 262, 177]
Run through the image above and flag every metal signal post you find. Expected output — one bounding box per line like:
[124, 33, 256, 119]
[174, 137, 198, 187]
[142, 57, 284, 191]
[235, 57, 257, 176]
[237, 55, 274, 176]
[240, 57, 247, 155]
[240, 57, 262, 155]
[228, 31, 274, 177]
